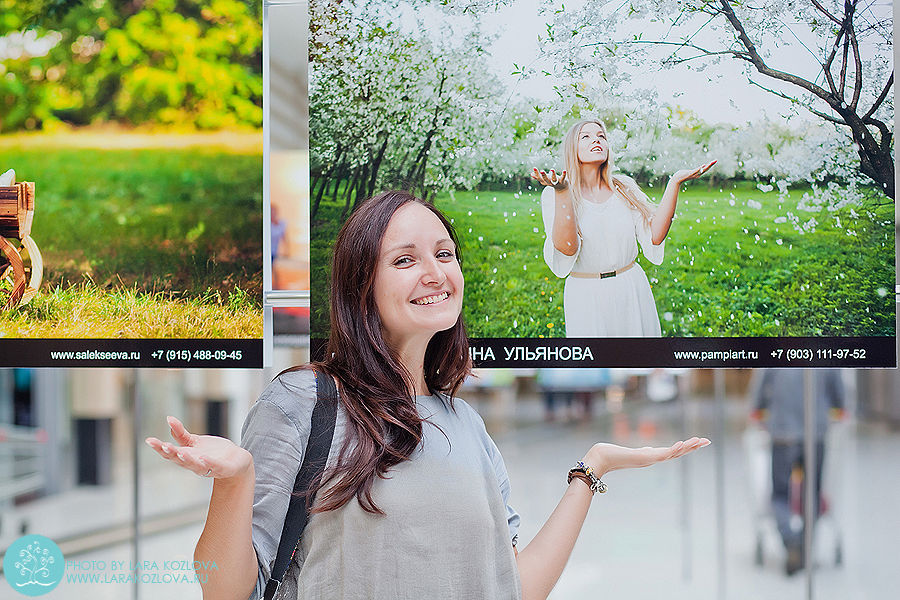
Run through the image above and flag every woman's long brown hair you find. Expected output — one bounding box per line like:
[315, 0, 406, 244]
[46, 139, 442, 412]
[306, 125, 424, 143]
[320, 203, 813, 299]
[283, 190, 471, 514]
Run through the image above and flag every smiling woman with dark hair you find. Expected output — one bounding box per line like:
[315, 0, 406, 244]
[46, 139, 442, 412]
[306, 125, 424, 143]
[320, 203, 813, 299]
[147, 190, 709, 600]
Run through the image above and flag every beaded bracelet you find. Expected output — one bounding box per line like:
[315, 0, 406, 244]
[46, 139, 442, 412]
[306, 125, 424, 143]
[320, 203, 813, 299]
[567, 461, 607, 494]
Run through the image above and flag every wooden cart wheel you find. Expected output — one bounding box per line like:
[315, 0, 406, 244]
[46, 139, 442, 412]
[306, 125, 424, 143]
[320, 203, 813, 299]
[0, 236, 26, 310]
[19, 235, 43, 304]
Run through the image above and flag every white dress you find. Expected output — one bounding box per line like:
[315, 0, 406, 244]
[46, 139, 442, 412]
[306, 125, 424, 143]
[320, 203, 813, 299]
[541, 186, 664, 337]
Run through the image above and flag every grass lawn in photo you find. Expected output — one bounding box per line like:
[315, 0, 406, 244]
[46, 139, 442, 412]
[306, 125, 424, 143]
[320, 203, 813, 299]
[0, 131, 262, 339]
[311, 181, 893, 339]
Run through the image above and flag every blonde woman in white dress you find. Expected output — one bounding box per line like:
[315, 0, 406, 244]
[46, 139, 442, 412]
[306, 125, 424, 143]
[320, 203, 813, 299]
[533, 119, 715, 337]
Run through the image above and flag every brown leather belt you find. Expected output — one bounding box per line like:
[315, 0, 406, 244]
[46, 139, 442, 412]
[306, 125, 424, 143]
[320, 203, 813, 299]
[569, 260, 636, 279]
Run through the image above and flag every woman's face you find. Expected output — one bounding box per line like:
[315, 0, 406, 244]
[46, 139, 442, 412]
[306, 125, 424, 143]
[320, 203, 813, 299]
[576, 122, 609, 166]
[373, 202, 464, 352]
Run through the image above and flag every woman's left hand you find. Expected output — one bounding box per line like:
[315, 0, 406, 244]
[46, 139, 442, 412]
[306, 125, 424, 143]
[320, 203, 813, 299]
[583, 437, 711, 479]
[672, 160, 716, 185]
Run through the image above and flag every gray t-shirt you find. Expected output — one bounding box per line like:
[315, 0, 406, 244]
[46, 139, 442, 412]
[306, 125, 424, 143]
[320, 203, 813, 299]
[242, 369, 522, 599]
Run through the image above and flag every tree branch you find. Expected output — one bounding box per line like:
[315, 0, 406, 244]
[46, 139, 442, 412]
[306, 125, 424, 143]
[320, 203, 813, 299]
[718, 1, 836, 108]
[820, 13, 844, 98]
[809, 0, 842, 25]
[864, 116, 891, 151]
[848, 2, 864, 110]
[619, 39, 749, 64]
[839, 30, 850, 100]
[746, 78, 846, 124]
[863, 72, 893, 121]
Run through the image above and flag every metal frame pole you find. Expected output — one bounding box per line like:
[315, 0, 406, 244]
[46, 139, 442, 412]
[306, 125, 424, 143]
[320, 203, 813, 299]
[680, 379, 692, 582]
[131, 369, 141, 600]
[714, 369, 727, 600]
[803, 369, 816, 600]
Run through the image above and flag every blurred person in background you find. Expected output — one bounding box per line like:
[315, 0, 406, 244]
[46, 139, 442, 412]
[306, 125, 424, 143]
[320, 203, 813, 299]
[751, 368, 845, 575]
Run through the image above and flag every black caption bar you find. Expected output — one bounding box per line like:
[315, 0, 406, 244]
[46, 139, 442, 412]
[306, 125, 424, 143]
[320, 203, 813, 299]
[0, 339, 262, 368]
[464, 337, 896, 369]
[311, 336, 895, 369]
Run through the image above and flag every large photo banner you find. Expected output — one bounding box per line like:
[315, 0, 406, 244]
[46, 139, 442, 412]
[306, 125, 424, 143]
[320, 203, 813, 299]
[308, 0, 895, 368]
[0, 0, 263, 367]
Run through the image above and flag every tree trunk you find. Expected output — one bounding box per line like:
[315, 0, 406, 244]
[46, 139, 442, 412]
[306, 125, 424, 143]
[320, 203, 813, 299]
[341, 165, 360, 220]
[312, 145, 344, 220]
[367, 134, 390, 199]
[407, 130, 435, 194]
[405, 71, 447, 196]
[330, 159, 346, 199]
[351, 163, 370, 214]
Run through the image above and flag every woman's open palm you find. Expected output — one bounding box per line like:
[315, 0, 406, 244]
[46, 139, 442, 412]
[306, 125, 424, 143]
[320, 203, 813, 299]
[586, 437, 710, 478]
[146, 416, 251, 479]
[672, 161, 716, 185]
[532, 167, 568, 190]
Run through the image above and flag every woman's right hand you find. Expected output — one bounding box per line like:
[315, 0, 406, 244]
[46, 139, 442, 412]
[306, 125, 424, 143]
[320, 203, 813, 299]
[146, 416, 252, 480]
[532, 167, 568, 190]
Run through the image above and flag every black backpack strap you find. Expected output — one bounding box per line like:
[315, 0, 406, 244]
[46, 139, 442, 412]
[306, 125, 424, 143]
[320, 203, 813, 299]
[264, 370, 338, 600]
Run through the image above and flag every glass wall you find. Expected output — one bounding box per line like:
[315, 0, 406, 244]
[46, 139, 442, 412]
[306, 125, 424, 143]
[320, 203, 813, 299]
[2, 364, 898, 599]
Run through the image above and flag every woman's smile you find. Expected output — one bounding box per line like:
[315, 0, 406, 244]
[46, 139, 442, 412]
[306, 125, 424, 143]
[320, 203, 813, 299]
[412, 291, 450, 305]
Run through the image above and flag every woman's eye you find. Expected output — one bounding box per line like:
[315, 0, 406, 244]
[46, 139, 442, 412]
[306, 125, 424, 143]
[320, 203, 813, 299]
[393, 256, 413, 266]
[437, 249, 456, 260]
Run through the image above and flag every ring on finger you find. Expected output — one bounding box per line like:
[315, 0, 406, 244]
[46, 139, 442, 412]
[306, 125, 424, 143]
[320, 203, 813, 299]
[204, 469, 212, 477]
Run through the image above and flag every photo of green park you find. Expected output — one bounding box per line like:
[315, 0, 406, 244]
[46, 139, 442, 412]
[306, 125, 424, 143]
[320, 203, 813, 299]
[0, 0, 263, 339]
[309, 0, 894, 340]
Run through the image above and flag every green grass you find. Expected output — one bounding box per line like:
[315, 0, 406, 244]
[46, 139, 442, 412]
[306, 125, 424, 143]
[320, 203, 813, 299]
[649, 184, 894, 337]
[0, 132, 262, 337]
[0, 284, 260, 338]
[312, 181, 894, 338]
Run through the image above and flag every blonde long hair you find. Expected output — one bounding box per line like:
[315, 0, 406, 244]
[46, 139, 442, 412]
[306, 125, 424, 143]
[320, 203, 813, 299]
[562, 119, 656, 224]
